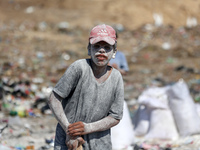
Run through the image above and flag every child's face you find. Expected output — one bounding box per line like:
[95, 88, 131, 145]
[89, 41, 116, 67]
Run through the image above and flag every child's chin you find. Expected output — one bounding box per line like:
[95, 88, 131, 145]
[97, 62, 108, 67]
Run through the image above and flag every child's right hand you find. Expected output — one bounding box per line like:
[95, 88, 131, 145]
[65, 136, 85, 150]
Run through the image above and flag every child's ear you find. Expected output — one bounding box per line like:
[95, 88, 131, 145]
[112, 49, 117, 58]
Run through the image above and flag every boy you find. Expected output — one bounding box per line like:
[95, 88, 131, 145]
[48, 24, 124, 150]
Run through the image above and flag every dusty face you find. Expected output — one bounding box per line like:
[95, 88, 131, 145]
[89, 41, 116, 67]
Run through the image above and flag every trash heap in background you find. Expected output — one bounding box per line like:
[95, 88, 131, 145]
[0, 75, 55, 150]
[1, 15, 200, 149]
[131, 79, 200, 150]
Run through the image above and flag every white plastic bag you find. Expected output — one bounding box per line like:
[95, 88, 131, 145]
[195, 103, 200, 118]
[137, 86, 179, 140]
[167, 79, 200, 136]
[145, 109, 179, 140]
[137, 86, 170, 109]
[134, 105, 150, 136]
[111, 101, 134, 150]
[134, 86, 169, 137]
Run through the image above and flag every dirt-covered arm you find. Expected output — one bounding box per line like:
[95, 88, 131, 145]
[67, 116, 120, 136]
[48, 91, 85, 149]
[84, 116, 120, 134]
[48, 91, 70, 133]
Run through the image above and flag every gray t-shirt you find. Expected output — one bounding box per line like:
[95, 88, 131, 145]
[53, 59, 124, 150]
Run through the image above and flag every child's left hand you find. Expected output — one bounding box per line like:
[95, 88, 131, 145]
[68, 121, 85, 136]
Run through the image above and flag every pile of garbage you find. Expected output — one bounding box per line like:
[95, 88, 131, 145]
[122, 24, 200, 101]
[0, 113, 56, 150]
[129, 79, 200, 150]
[0, 76, 55, 149]
[0, 76, 53, 115]
[111, 79, 200, 150]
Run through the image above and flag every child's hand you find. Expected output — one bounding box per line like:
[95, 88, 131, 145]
[65, 136, 85, 150]
[67, 121, 85, 136]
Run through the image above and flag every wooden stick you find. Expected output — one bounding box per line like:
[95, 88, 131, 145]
[77, 145, 83, 150]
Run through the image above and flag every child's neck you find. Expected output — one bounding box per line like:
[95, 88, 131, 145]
[91, 63, 107, 78]
[90, 61, 111, 83]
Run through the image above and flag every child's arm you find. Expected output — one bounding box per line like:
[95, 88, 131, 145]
[67, 116, 120, 136]
[48, 92, 85, 149]
[48, 91, 70, 132]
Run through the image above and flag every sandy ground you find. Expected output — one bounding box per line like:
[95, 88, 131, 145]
[0, 113, 57, 149]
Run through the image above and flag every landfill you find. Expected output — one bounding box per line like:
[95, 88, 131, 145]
[1, 0, 200, 150]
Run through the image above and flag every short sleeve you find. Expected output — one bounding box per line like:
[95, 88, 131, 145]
[53, 62, 80, 98]
[108, 74, 124, 120]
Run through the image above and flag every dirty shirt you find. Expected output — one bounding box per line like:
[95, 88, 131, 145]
[53, 59, 124, 150]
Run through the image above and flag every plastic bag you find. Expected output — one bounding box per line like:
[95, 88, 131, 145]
[145, 109, 179, 140]
[133, 105, 150, 136]
[138, 86, 170, 109]
[195, 103, 200, 118]
[167, 79, 200, 136]
[137, 86, 179, 140]
[111, 101, 134, 150]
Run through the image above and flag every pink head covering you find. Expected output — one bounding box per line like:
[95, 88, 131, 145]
[89, 24, 117, 45]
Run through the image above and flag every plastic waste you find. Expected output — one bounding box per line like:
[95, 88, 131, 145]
[111, 101, 134, 150]
[136, 86, 179, 140]
[8, 115, 22, 125]
[153, 13, 163, 27]
[167, 79, 200, 136]
[145, 108, 179, 140]
[25, 6, 34, 14]
[0, 144, 12, 150]
[134, 105, 150, 136]
[137, 86, 170, 109]
[162, 42, 171, 50]
[186, 17, 197, 28]
[26, 145, 34, 150]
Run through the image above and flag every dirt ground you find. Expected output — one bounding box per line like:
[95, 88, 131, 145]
[1, 0, 200, 149]
[1, 0, 200, 98]
[1, 0, 200, 29]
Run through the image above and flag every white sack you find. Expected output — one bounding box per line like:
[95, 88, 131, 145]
[137, 86, 179, 140]
[111, 101, 134, 150]
[196, 103, 200, 118]
[167, 79, 200, 136]
[145, 109, 179, 140]
[134, 105, 150, 136]
[138, 86, 170, 109]
[134, 86, 169, 136]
